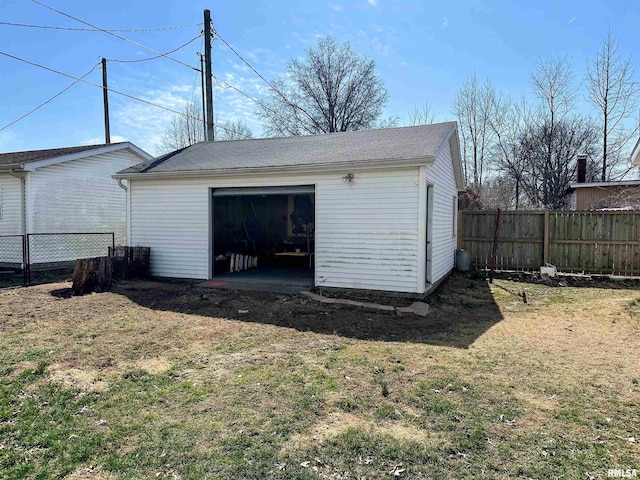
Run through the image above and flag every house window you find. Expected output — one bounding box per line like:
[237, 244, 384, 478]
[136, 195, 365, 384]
[452, 195, 458, 237]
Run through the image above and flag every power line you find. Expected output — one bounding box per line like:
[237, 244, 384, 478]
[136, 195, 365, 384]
[0, 21, 202, 32]
[0, 63, 100, 132]
[214, 30, 319, 127]
[32, 0, 200, 72]
[106, 34, 201, 64]
[214, 32, 276, 94]
[212, 74, 264, 107]
[0, 50, 252, 139]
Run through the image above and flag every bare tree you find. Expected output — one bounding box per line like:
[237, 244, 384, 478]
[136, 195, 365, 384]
[593, 186, 640, 209]
[216, 119, 254, 141]
[258, 37, 388, 136]
[157, 102, 254, 153]
[487, 95, 532, 209]
[407, 100, 439, 125]
[518, 116, 597, 208]
[521, 56, 599, 208]
[157, 101, 204, 154]
[587, 30, 640, 180]
[373, 115, 401, 129]
[531, 56, 577, 126]
[452, 74, 496, 189]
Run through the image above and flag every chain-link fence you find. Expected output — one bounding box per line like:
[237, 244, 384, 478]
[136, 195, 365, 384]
[0, 235, 27, 288]
[0, 232, 115, 288]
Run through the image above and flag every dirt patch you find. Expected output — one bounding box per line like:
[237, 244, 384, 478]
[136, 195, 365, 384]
[48, 364, 110, 392]
[130, 357, 173, 375]
[282, 411, 443, 452]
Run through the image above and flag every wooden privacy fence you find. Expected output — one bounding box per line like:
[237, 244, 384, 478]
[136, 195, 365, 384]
[458, 210, 640, 276]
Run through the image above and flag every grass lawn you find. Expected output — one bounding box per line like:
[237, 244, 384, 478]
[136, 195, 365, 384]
[0, 273, 638, 479]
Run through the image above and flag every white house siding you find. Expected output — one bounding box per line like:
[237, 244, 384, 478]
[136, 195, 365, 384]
[0, 173, 23, 235]
[424, 138, 458, 285]
[0, 173, 24, 264]
[128, 166, 423, 292]
[27, 151, 139, 263]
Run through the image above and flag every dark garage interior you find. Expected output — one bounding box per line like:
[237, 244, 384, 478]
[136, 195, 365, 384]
[211, 186, 315, 283]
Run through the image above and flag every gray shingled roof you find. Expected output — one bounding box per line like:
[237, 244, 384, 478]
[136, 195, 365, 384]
[0, 143, 127, 168]
[118, 122, 457, 175]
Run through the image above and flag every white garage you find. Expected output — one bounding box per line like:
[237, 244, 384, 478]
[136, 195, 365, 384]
[114, 123, 464, 294]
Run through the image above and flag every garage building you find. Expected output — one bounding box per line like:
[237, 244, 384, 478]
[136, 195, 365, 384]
[114, 122, 464, 293]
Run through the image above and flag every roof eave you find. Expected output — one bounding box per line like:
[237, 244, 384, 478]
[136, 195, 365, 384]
[0, 164, 25, 172]
[113, 156, 435, 180]
[16, 142, 152, 172]
[569, 181, 640, 188]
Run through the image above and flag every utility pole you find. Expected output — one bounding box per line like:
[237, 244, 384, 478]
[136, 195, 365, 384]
[203, 9, 214, 141]
[101, 58, 111, 144]
[198, 52, 206, 141]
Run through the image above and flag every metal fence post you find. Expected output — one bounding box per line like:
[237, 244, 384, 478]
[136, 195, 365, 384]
[25, 234, 30, 287]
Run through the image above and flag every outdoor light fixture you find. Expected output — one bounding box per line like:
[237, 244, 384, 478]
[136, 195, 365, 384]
[343, 173, 355, 184]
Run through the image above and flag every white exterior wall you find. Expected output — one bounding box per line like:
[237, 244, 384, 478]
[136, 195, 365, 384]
[26, 151, 140, 263]
[0, 173, 23, 235]
[27, 151, 139, 243]
[0, 173, 24, 264]
[128, 167, 423, 293]
[424, 137, 459, 285]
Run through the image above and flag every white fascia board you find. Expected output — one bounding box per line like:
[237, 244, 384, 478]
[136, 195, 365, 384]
[112, 156, 435, 180]
[632, 138, 640, 165]
[569, 180, 640, 188]
[436, 123, 465, 191]
[21, 142, 152, 171]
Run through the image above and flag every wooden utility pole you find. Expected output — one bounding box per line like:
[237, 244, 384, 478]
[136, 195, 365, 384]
[101, 58, 111, 144]
[203, 9, 214, 141]
[198, 53, 207, 140]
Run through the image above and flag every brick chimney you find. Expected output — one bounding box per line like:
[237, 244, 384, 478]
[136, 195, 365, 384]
[577, 154, 587, 183]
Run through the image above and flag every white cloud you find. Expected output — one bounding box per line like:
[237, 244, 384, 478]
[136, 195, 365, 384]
[442, 16, 449, 28]
[368, 0, 378, 6]
[330, 4, 343, 10]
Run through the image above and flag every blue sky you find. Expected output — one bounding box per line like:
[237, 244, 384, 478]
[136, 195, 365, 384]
[0, 0, 638, 155]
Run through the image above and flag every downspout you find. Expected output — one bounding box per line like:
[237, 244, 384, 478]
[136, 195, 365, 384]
[9, 169, 27, 235]
[116, 178, 130, 245]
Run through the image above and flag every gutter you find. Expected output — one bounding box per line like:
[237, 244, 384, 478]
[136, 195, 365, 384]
[112, 156, 435, 180]
[9, 169, 27, 234]
[116, 178, 127, 191]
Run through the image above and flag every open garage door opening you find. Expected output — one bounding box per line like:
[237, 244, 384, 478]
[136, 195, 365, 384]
[211, 186, 315, 289]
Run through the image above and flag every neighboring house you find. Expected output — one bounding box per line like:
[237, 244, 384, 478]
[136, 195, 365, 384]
[565, 152, 640, 210]
[114, 123, 464, 294]
[0, 142, 151, 264]
[566, 180, 640, 210]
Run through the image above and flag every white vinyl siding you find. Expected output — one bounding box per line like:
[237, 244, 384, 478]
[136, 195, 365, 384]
[0, 173, 23, 235]
[27, 150, 139, 245]
[425, 137, 459, 285]
[128, 167, 423, 292]
[315, 169, 420, 292]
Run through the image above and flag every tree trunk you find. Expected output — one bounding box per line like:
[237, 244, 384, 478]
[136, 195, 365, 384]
[72, 256, 113, 295]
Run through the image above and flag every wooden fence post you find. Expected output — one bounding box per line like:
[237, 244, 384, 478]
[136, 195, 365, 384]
[457, 211, 464, 248]
[489, 209, 502, 283]
[543, 210, 550, 265]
